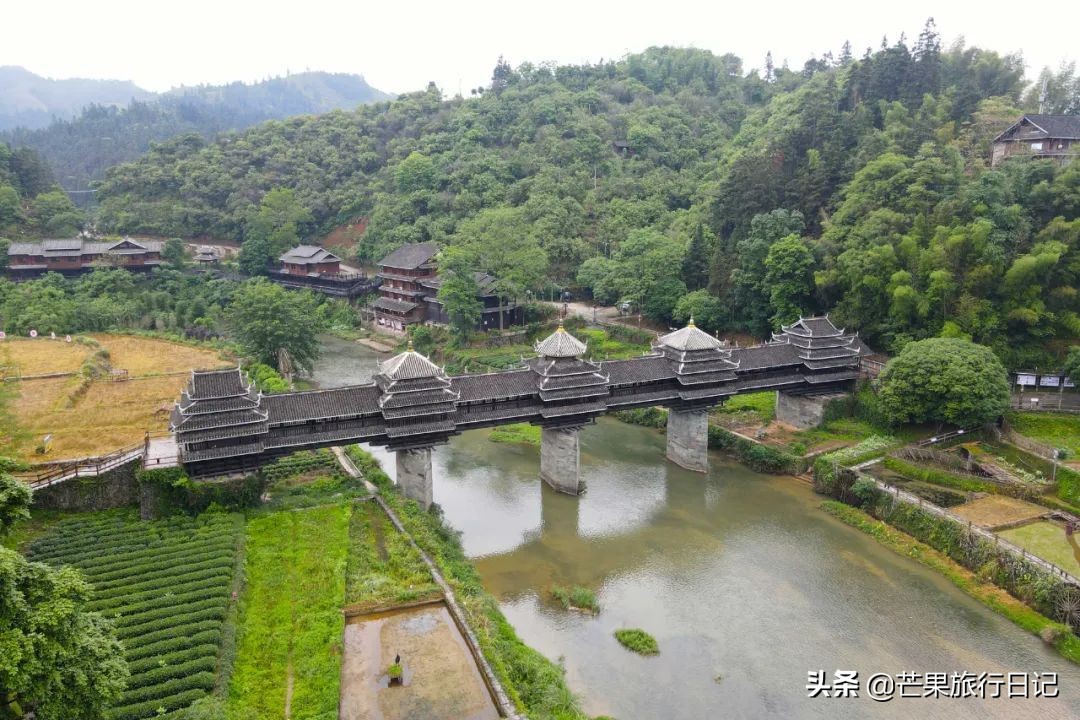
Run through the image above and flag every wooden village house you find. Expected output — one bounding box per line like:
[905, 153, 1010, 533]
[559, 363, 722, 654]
[372, 242, 524, 332]
[992, 114, 1079, 167]
[6, 237, 163, 278]
[270, 244, 377, 298]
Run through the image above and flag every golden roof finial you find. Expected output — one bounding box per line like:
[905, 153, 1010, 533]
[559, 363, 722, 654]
[407, 339, 415, 352]
[688, 316, 696, 328]
[556, 319, 565, 333]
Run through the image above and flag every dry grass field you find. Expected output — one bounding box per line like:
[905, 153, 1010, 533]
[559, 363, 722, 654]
[1, 338, 91, 376]
[88, 334, 231, 375]
[7, 335, 230, 461]
[950, 495, 1047, 529]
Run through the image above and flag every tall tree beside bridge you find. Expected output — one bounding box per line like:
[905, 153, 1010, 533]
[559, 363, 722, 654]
[227, 278, 321, 374]
[878, 337, 1010, 428]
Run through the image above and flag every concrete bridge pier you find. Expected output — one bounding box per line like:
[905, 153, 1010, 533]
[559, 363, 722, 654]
[775, 391, 847, 430]
[540, 426, 582, 495]
[396, 447, 433, 509]
[666, 408, 709, 473]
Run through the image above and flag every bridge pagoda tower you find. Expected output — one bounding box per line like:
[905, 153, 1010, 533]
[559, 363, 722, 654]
[771, 316, 862, 428]
[374, 341, 460, 509]
[654, 318, 740, 473]
[529, 322, 609, 494]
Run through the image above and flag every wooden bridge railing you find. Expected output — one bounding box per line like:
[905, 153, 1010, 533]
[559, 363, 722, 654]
[16, 442, 146, 489]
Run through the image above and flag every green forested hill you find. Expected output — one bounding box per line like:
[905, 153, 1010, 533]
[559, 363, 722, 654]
[94, 29, 1080, 367]
[0, 143, 83, 239]
[1, 72, 393, 190]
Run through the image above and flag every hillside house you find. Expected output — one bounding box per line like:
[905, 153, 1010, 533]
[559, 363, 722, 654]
[373, 242, 523, 332]
[6, 237, 163, 278]
[271, 244, 376, 298]
[992, 114, 1079, 167]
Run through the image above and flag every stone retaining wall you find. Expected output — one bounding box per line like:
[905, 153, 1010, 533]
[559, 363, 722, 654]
[31, 458, 140, 511]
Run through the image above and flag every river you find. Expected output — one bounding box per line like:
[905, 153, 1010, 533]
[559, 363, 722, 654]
[312, 335, 1080, 719]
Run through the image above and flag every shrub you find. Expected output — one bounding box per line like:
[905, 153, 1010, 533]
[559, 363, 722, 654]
[614, 629, 659, 655]
[551, 585, 600, 613]
[850, 477, 884, 509]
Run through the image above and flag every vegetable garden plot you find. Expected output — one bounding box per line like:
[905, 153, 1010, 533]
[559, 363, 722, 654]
[26, 510, 243, 720]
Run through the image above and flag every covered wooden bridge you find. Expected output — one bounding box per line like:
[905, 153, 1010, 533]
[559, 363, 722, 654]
[171, 316, 869, 507]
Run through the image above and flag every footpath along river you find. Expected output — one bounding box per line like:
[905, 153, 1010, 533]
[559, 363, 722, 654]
[312, 335, 1080, 719]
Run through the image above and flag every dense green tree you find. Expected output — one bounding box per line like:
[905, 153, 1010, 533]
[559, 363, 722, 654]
[878, 338, 1010, 427]
[454, 208, 548, 330]
[162, 237, 187, 268]
[436, 247, 483, 342]
[0, 469, 31, 534]
[1064, 346, 1080, 383]
[29, 190, 82, 236]
[681, 224, 710, 291]
[0, 467, 128, 720]
[763, 234, 815, 328]
[0, 185, 20, 230]
[226, 279, 321, 373]
[238, 188, 313, 275]
[577, 228, 686, 323]
[672, 290, 726, 334]
[728, 210, 806, 337]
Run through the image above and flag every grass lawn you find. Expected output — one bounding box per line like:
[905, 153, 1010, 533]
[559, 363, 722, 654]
[1009, 412, 1080, 456]
[228, 504, 348, 719]
[716, 391, 776, 424]
[345, 499, 440, 610]
[999, 520, 1080, 577]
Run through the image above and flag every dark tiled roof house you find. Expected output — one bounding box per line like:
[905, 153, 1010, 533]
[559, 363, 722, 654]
[373, 243, 523, 332]
[6, 237, 163, 278]
[992, 114, 1080, 167]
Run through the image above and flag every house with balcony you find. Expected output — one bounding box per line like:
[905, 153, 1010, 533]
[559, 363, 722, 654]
[992, 114, 1079, 167]
[6, 237, 163, 278]
[372, 242, 522, 332]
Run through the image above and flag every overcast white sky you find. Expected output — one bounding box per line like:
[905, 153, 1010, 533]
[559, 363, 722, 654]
[4, 1, 1076, 95]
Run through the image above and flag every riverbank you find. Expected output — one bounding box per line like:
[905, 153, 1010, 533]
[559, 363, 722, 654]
[346, 446, 589, 720]
[821, 500, 1080, 664]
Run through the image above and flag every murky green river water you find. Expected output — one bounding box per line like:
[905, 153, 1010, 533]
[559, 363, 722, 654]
[314, 336, 1080, 719]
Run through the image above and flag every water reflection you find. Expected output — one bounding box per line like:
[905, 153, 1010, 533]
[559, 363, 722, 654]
[436, 420, 1080, 719]
[312, 338, 1080, 718]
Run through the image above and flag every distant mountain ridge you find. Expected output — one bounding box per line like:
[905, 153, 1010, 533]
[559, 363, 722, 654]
[0, 65, 155, 131]
[0, 67, 394, 189]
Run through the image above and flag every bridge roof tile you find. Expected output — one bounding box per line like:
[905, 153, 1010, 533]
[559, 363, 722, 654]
[263, 386, 381, 423]
[452, 370, 537, 401]
[602, 356, 675, 384]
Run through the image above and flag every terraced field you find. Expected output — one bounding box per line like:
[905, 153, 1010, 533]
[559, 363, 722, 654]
[26, 510, 243, 719]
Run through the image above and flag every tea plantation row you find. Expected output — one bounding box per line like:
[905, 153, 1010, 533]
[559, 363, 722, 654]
[27, 510, 242, 719]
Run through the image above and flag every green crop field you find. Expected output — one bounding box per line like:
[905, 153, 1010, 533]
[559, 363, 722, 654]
[26, 510, 243, 720]
[227, 504, 348, 719]
[345, 499, 440, 610]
